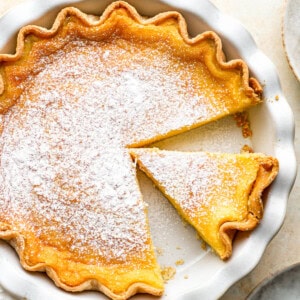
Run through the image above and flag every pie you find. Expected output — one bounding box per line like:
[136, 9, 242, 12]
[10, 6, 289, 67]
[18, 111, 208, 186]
[130, 148, 279, 260]
[0, 1, 275, 299]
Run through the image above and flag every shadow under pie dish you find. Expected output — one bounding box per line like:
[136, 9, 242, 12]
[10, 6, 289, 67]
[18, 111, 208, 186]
[0, 1, 283, 300]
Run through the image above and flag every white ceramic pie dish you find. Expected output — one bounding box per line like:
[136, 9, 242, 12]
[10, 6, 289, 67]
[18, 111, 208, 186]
[0, 0, 296, 300]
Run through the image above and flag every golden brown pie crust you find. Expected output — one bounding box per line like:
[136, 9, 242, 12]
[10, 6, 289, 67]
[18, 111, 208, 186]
[0, 1, 271, 299]
[130, 148, 279, 260]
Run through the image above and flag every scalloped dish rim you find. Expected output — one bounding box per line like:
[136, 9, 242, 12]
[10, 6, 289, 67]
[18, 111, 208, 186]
[0, 0, 296, 300]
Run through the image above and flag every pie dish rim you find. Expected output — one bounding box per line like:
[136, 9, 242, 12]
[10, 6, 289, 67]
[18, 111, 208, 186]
[0, 0, 296, 299]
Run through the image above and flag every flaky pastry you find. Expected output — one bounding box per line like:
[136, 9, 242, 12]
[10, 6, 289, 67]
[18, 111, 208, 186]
[130, 148, 279, 260]
[0, 1, 268, 299]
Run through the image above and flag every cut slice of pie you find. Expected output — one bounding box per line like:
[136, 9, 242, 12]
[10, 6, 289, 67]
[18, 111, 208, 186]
[130, 148, 279, 260]
[0, 1, 266, 299]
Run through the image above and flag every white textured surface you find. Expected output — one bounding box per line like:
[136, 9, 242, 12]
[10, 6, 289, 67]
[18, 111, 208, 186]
[0, 0, 298, 299]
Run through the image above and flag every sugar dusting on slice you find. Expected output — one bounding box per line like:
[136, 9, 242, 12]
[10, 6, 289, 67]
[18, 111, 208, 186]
[0, 37, 219, 263]
[134, 151, 221, 216]
[133, 150, 246, 219]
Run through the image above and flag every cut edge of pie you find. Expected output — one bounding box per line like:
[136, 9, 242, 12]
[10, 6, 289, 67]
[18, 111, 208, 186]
[130, 148, 279, 260]
[0, 1, 270, 299]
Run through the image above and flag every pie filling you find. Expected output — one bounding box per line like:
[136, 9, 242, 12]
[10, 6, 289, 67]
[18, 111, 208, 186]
[0, 2, 275, 299]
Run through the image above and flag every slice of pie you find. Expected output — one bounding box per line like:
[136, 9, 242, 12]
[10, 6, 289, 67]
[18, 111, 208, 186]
[0, 1, 266, 299]
[130, 148, 279, 260]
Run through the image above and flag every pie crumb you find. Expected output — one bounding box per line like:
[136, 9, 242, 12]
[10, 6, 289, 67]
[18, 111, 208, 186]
[233, 112, 252, 138]
[175, 259, 184, 266]
[161, 266, 176, 282]
[156, 247, 164, 256]
[241, 144, 254, 153]
[201, 240, 207, 251]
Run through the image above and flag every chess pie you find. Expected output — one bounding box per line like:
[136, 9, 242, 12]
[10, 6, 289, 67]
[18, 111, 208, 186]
[130, 148, 279, 260]
[0, 1, 269, 299]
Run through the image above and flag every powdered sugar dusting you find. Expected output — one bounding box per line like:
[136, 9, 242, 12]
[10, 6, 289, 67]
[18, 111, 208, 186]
[133, 149, 245, 219]
[134, 150, 220, 216]
[0, 36, 226, 263]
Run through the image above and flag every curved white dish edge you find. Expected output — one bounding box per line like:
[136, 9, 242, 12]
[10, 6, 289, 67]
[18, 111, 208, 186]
[0, 0, 296, 300]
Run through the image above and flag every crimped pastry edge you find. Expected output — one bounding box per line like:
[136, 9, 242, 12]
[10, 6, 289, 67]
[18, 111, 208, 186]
[0, 1, 262, 103]
[219, 156, 279, 260]
[0, 229, 163, 300]
[130, 148, 279, 261]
